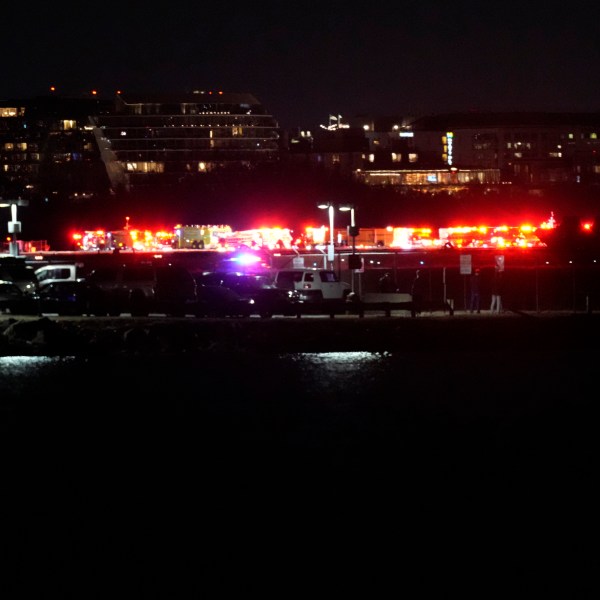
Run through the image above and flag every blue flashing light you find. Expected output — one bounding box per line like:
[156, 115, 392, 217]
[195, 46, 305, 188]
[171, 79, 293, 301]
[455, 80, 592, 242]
[231, 252, 262, 266]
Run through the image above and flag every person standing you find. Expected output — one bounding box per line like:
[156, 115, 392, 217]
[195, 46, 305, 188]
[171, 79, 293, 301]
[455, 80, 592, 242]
[490, 266, 503, 313]
[411, 269, 426, 315]
[378, 271, 396, 293]
[469, 268, 481, 313]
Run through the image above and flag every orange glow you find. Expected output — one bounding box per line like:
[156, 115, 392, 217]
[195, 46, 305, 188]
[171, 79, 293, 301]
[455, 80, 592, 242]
[540, 212, 557, 229]
[67, 217, 552, 253]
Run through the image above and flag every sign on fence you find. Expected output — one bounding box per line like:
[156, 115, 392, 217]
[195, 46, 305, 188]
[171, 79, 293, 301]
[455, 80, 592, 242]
[460, 254, 472, 275]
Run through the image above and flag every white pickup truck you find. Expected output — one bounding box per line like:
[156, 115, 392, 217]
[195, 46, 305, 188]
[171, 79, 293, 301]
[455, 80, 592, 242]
[34, 263, 84, 288]
[272, 268, 351, 302]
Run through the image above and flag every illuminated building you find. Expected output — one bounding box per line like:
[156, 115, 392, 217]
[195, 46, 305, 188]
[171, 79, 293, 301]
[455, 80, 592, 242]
[0, 91, 280, 201]
[93, 91, 280, 191]
[2, 94, 600, 211]
[290, 112, 600, 192]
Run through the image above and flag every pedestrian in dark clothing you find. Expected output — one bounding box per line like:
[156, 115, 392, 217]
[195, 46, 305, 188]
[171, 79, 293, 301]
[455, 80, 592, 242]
[490, 266, 503, 313]
[469, 268, 481, 313]
[411, 269, 426, 315]
[378, 271, 396, 293]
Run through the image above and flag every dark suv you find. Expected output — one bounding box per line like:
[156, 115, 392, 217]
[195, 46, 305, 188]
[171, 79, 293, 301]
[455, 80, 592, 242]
[194, 271, 301, 318]
[86, 264, 197, 316]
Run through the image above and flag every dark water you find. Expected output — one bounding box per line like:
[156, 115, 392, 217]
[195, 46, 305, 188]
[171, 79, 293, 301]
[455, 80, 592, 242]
[1, 350, 596, 597]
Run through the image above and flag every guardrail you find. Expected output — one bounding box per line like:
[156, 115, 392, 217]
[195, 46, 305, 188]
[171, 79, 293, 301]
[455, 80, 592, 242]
[282, 298, 454, 318]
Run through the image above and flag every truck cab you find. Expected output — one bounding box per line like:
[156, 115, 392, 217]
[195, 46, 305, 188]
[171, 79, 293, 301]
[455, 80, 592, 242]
[34, 264, 84, 288]
[273, 268, 350, 302]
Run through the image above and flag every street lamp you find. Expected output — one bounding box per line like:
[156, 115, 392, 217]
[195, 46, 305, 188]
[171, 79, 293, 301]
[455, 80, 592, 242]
[339, 205, 356, 249]
[340, 205, 361, 271]
[317, 203, 336, 265]
[0, 198, 28, 256]
[318, 202, 361, 278]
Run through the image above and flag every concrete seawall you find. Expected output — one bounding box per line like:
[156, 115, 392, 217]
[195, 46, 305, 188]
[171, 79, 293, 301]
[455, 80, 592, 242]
[1, 312, 598, 356]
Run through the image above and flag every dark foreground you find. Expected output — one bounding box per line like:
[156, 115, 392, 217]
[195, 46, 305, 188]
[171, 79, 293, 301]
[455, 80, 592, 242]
[1, 312, 597, 597]
[1, 309, 600, 355]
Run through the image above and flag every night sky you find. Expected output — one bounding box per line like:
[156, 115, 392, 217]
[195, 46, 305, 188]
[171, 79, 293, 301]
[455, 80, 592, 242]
[3, 2, 600, 130]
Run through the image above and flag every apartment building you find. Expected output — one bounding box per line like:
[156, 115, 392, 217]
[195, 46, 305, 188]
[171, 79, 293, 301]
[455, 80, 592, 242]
[3, 92, 600, 204]
[92, 90, 281, 191]
[0, 91, 281, 201]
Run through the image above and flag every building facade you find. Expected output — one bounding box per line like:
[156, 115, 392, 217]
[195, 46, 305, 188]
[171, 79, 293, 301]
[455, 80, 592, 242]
[93, 91, 281, 191]
[287, 111, 600, 192]
[2, 93, 600, 206]
[0, 91, 281, 202]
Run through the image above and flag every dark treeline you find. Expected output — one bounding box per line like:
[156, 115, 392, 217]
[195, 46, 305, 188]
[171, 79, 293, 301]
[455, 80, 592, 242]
[18, 162, 600, 249]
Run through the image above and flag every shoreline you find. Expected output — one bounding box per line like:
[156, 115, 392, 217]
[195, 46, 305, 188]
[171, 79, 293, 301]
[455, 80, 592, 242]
[1, 311, 597, 356]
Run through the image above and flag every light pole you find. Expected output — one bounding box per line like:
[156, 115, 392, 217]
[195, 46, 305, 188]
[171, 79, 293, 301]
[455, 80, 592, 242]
[339, 205, 356, 251]
[340, 205, 361, 292]
[317, 203, 336, 267]
[1, 198, 28, 256]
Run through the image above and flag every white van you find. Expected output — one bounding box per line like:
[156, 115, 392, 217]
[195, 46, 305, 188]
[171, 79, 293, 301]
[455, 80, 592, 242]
[273, 268, 350, 302]
[35, 264, 84, 288]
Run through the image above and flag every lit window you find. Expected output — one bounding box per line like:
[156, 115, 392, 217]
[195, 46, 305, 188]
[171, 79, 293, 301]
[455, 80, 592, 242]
[409, 153, 418, 163]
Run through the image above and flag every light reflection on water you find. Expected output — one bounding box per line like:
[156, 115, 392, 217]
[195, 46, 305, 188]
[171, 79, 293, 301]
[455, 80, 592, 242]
[0, 352, 390, 391]
[1, 349, 595, 595]
[292, 351, 389, 367]
[0, 347, 594, 412]
[0, 355, 77, 371]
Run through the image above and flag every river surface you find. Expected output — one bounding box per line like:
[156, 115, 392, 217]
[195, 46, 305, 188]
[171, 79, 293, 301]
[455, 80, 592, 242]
[1, 348, 595, 597]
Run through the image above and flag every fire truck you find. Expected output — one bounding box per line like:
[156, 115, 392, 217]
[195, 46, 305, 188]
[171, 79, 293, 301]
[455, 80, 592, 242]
[173, 225, 232, 249]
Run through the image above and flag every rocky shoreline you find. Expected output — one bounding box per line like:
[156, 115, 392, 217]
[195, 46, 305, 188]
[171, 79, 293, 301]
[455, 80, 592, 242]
[1, 312, 598, 356]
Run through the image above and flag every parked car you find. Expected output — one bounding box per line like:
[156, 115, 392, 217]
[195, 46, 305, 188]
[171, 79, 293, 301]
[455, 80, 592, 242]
[0, 279, 39, 315]
[37, 280, 89, 316]
[86, 263, 197, 316]
[194, 284, 255, 317]
[0, 256, 39, 297]
[194, 271, 301, 317]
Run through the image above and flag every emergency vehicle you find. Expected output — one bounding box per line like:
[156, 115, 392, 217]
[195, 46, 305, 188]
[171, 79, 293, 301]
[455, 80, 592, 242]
[174, 225, 232, 249]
